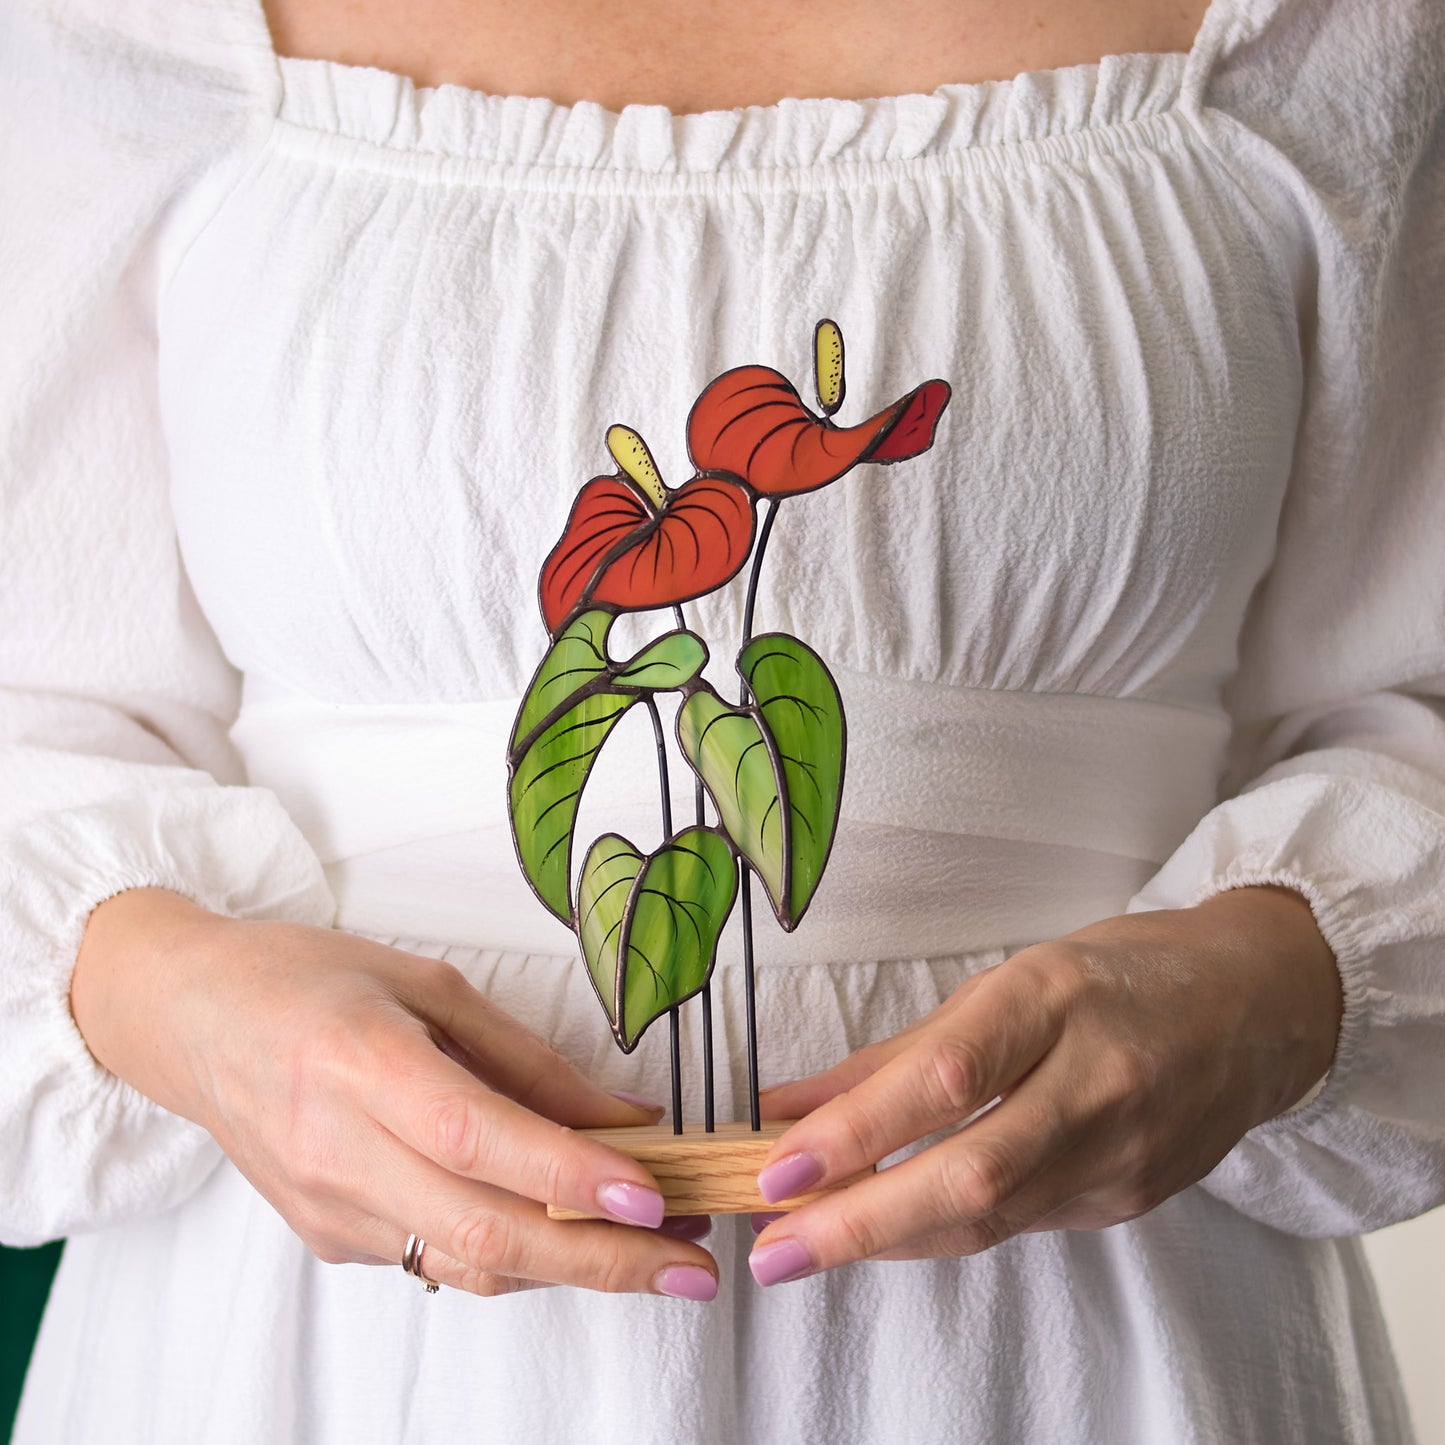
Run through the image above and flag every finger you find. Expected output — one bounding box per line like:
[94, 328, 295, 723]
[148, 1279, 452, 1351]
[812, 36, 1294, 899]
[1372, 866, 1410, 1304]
[873, 1180, 1137, 1261]
[398, 1240, 553, 1297]
[421, 1262, 551, 1297]
[369, 1144, 720, 1299]
[749, 1072, 1081, 1282]
[260, 1165, 556, 1296]
[396, 957, 662, 1130]
[757, 1036, 908, 1121]
[314, 1207, 553, 1297]
[657, 1214, 713, 1242]
[871, 1141, 1099, 1260]
[755, 982, 992, 1119]
[356, 1019, 672, 1226]
[755, 969, 1059, 1204]
[283, 1172, 558, 1297]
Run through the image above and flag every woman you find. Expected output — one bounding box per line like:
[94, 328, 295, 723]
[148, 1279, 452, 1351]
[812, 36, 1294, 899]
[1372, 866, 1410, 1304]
[2, 0, 1442, 1439]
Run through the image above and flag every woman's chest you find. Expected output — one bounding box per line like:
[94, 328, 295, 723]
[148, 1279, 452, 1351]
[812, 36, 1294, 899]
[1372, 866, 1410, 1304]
[159, 96, 1304, 711]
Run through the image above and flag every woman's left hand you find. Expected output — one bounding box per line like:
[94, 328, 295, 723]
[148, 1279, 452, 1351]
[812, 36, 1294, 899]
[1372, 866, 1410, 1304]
[748, 885, 1343, 1286]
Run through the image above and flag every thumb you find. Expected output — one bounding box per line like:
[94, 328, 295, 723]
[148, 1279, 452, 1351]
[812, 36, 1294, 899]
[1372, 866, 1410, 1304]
[758, 1035, 909, 1119]
[759, 968, 996, 1119]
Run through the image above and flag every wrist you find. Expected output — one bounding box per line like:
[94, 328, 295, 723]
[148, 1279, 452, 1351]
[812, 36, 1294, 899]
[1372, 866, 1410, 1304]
[70, 886, 227, 1119]
[1193, 883, 1344, 1119]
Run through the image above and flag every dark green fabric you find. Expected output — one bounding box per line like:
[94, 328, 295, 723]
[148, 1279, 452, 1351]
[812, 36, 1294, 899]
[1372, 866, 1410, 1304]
[1, 1242, 62, 1444]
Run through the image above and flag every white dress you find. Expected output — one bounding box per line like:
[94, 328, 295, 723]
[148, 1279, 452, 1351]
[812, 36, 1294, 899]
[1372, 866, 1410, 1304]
[3, 0, 1444, 1439]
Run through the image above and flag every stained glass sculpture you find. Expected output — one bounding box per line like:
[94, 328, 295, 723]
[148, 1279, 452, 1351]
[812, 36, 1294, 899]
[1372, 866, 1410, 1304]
[506, 320, 950, 1212]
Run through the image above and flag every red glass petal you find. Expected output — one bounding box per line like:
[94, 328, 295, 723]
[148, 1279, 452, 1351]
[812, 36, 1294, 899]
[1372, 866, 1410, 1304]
[687, 366, 815, 491]
[867, 380, 951, 463]
[589, 477, 755, 615]
[687, 366, 951, 498]
[539, 475, 651, 632]
[751, 400, 905, 495]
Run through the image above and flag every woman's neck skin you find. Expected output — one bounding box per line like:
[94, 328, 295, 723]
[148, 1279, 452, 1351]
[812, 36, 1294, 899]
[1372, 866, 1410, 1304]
[262, 0, 1212, 114]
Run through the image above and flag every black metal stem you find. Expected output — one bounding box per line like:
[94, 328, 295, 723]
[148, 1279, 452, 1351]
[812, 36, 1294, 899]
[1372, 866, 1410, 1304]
[738, 499, 780, 1131]
[739, 868, 760, 1130]
[699, 974, 715, 1132]
[645, 692, 674, 838]
[669, 1011, 683, 1139]
[644, 695, 683, 1136]
[674, 605, 714, 1132]
[741, 501, 779, 650]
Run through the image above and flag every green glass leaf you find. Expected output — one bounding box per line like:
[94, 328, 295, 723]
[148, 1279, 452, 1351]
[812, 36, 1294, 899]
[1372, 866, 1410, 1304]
[612, 630, 708, 692]
[508, 622, 709, 922]
[576, 828, 738, 1053]
[510, 610, 614, 751]
[620, 827, 738, 1050]
[739, 634, 845, 927]
[677, 634, 845, 930]
[576, 833, 645, 1022]
[676, 689, 785, 911]
[510, 690, 634, 920]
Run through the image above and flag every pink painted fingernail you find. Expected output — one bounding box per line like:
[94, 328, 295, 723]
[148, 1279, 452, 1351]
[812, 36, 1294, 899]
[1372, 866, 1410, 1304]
[657, 1214, 713, 1242]
[750, 1211, 787, 1235]
[749, 1238, 815, 1288]
[757, 1151, 824, 1204]
[654, 1265, 719, 1301]
[610, 1091, 665, 1113]
[597, 1180, 666, 1228]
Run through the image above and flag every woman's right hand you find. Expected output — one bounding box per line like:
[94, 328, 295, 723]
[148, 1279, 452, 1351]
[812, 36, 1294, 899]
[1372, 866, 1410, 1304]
[69, 887, 719, 1300]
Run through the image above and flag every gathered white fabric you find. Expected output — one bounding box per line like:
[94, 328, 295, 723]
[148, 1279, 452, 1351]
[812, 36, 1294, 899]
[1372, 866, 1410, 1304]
[2, 0, 1443, 1440]
[229, 671, 1230, 957]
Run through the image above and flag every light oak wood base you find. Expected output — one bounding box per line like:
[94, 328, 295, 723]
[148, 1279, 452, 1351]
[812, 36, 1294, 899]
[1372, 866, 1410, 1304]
[548, 1120, 872, 1219]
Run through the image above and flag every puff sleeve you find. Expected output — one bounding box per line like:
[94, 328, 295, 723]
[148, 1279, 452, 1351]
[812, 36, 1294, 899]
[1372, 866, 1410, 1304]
[1130, 0, 1445, 1235]
[0, 1, 335, 1246]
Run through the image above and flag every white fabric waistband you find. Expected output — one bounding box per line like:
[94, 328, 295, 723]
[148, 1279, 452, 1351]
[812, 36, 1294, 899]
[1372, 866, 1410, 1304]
[231, 672, 1229, 962]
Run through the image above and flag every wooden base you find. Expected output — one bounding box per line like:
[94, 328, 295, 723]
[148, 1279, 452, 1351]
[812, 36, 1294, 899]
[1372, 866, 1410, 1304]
[549, 1120, 872, 1219]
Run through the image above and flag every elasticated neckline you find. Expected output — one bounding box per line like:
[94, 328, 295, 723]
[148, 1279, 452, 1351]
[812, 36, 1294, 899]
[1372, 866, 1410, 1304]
[275, 47, 1195, 176]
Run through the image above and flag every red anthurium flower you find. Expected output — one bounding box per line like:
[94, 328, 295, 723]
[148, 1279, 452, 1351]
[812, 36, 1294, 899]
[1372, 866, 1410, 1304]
[539, 455, 755, 635]
[687, 365, 951, 498]
[538, 326, 950, 633]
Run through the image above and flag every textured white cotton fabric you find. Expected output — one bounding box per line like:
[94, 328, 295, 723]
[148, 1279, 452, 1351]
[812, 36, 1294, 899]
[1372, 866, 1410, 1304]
[3, 0, 1444, 1440]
